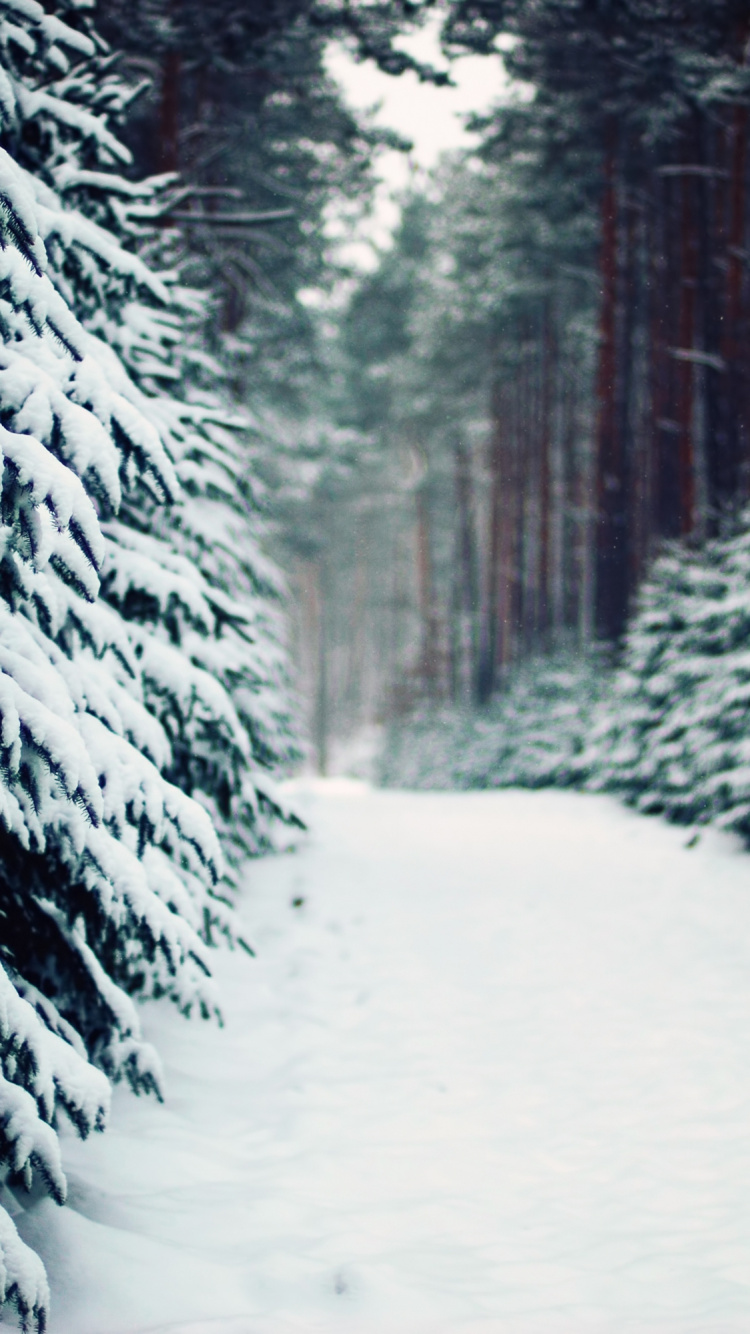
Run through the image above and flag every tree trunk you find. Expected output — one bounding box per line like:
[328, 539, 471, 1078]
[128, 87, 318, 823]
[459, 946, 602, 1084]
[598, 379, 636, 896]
[594, 124, 630, 642]
[416, 485, 439, 701]
[651, 168, 683, 540]
[158, 49, 181, 174]
[538, 300, 555, 645]
[453, 439, 479, 704]
[314, 559, 328, 776]
[675, 163, 698, 536]
[717, 104, 748, 516]
[516, 335, 533, 655]
[477, 396, 503, 703]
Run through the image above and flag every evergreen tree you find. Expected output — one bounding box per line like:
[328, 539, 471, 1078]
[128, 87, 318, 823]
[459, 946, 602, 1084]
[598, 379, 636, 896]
[94, 0, 441, 373]
[581, 520, 750, 839]
[0, 0, 305, 1323]
[12, 0, 301, 861]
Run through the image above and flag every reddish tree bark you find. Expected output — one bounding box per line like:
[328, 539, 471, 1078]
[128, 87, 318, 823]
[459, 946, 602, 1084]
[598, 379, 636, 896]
[502, 375, 522, 672]
[453, 440, 479, 701]
[594, 125, 630, 642]
[158, 49, 181, 174]
[537, 301, 555, 643]
[675, 168, 698, 535]
[718, 104, 749, 509]
[651, 169, 684, 540]
[415, 485, 440, 700]
[477, 387, 504, 703]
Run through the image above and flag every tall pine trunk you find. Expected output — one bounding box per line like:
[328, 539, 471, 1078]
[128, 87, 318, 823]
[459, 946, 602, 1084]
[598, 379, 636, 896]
[477, 388, 503, 703]
[416, 484, 439, 700]
[717, 104, 749, 516]
[453, 439, 479, 704]
[594, 123, 630, 642]
[675, 163, 698, 535]
[651, 167, 683, 540]
[537, 300, 555, 645]
[158, 49, 181, 174]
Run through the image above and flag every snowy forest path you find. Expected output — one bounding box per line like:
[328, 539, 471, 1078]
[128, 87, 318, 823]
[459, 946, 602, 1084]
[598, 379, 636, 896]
[23, 785, 750, 1333]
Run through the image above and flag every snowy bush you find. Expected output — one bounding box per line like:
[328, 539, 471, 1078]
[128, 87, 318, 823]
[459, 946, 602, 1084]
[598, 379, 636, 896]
[379, 655, 604, 791]
[580, 526, 750, 838]
[0, 1, 296, 1326]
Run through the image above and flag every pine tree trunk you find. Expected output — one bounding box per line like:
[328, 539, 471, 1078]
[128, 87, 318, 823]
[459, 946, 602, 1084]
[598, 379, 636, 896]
[620, 187, 639, 579]
[691, 121, 716, 540]
[416, 485, 439, 701]
[477, 397, 503, 703]
[313, 560, 328, 775]
[675, 164, 698, 535]
[717, 104, 748, 514]
[651, 166, 683, 540]
[630, 196, 652, 579]
[594, 124, 630, 642]
[453, 439, 479, 704]
[501, 377, 520, 674]
[559, 364, 578, 634]
[577, 427, 596, 648]
[538, 301, 555, 646]
[513, 419, 527, 660]
[158, 49, 181, 174]
[344, 548, 368, 729]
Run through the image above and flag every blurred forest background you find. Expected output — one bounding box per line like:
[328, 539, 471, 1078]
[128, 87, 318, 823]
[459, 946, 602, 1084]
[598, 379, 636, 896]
[99, 0, 750, 774]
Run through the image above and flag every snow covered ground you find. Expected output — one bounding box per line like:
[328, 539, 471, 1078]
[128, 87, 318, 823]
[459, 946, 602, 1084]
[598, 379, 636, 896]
[18, 783, 750, 1333]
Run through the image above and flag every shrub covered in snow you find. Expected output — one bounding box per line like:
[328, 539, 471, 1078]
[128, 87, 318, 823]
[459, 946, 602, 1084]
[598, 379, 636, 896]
[379, 655, 604, 791]
[580, 528, 750, 837]
[0, 1, 296, 1326]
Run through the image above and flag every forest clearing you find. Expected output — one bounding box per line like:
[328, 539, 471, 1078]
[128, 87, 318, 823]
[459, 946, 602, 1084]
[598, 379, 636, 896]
[20, 782, 750, 1334]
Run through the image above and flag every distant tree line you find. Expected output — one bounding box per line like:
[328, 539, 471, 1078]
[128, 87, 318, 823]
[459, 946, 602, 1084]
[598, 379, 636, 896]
[448, 0, 750, 647]
[311, 0, 750, 751]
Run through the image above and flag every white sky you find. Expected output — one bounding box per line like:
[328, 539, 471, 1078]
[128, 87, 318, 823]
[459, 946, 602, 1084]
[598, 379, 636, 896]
[321, 14, 513, 270]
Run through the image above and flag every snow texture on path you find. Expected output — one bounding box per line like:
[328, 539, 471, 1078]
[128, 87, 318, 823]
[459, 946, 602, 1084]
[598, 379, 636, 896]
[19, 784, 750, 1333]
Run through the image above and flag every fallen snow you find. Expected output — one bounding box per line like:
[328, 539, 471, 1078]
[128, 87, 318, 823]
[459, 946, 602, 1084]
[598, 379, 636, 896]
[18, 783, 750, 1333]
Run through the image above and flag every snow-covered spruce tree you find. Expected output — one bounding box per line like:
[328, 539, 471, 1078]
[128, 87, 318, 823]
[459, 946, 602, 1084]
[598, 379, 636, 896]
[106, 384, 301, 864]
[0, 0, 301, 1325]
[87, 286, 300, 864]
[580, 526, 750, 837]
[101, 266, 301, 859]
[3, 0, 299, 868]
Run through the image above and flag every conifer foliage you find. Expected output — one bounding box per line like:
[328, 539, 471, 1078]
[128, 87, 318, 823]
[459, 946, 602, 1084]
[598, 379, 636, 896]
[0, 0, 294, 1325]
[582, 521, 750, 838]
[379, 656, 603, 791]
